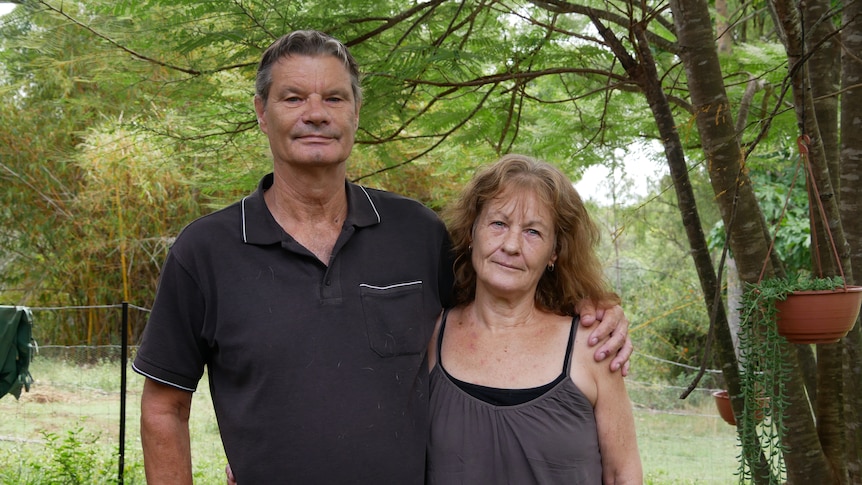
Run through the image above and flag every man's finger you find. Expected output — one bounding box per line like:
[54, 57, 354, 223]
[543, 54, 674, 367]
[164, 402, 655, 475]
[607, 337, 634, 374]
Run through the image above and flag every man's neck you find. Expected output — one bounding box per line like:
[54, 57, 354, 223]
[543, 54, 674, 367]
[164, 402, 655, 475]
[264, 165, 349, 263]
[266, 165, 348, 223]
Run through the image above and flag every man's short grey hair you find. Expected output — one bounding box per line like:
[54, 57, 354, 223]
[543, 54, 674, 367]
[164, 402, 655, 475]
[255, 30, 362, 106]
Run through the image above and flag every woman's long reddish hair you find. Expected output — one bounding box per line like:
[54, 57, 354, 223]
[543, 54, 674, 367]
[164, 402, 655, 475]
[444, 154, 619, 314]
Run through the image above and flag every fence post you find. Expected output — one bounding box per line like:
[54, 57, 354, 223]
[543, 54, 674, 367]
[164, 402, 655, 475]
[119, 301, 128, 484]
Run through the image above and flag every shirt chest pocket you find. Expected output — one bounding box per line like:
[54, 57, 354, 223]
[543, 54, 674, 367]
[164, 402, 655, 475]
[359, 281, 427, 357]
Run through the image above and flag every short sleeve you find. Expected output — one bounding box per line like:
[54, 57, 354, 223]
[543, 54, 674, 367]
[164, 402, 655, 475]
[133, 247, 208, 391]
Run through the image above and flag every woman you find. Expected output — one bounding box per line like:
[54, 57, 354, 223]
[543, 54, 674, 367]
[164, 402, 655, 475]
[426, 154, 642, 484]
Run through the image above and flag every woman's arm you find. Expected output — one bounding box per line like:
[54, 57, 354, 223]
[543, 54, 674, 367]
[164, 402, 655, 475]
[594, 367, 642, 484]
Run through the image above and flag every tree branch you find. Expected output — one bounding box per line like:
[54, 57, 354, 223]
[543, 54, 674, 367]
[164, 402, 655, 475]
[346, 0, 448, 46]
[528, 0, 678, 53]
[37, 0, 255, 76]
[353, 84, 498, 181]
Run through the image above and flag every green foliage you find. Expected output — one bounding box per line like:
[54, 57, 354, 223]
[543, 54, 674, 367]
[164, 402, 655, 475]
[601, 163, 723, 385]
[32, 427, 113, 485]
[0, 355, 227, 484]
[0, 425, 116, 485]
[0, 10, 836, 450]
[4, 0, 667, 333]
[736, 279, 789, 484]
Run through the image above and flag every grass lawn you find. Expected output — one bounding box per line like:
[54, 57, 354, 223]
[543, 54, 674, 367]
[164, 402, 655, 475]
[638, 408, 739, 483]
[0, 357, 741, 484]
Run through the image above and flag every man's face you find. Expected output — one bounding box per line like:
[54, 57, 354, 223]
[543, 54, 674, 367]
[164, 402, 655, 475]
[254, 55, 360, 169]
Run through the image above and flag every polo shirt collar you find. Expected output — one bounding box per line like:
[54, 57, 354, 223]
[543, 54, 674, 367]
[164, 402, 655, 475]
[241, 173, 382, 245]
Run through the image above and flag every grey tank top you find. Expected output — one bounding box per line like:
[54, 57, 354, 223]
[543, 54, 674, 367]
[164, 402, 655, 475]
[427, 309, 603, 484]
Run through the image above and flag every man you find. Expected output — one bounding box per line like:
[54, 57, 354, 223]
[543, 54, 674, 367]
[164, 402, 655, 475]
[134, 30, 632, 484]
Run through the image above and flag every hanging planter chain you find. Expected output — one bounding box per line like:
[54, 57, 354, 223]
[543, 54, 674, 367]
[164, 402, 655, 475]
[797, 135, 848, 286]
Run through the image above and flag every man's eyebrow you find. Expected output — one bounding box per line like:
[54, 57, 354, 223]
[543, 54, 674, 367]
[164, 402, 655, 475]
[323, 87, 353, 99]
[271, 85, 301, 98]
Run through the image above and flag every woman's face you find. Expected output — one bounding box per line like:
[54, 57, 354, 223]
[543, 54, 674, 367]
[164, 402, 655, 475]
[471, 186, 557, 300]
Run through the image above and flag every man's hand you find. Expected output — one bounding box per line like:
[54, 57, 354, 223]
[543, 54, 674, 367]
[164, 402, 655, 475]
[577, 300, 632, 376]
[226, 463, 237, 485]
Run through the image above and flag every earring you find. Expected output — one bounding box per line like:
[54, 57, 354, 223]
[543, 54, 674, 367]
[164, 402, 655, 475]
[547, 263, 555, 272]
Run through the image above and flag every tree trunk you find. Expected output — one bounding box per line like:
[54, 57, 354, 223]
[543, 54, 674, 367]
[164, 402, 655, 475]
[670, 0, 834, 481]
[666, 0, 775, 283]
[772, 0, 858, 480]
[802, 0, 841, 194]
[590, 11, 777, 476]
[715, 0, 733, 55]
[840, 0, 862, 479]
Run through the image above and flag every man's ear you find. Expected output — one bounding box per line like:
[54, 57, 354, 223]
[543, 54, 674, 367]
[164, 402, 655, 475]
[353, 101, 361, 131]
[254, 95, 267, 131]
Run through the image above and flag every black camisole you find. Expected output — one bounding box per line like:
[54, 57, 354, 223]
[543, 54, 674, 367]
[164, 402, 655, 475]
[440, 318, 574, 406]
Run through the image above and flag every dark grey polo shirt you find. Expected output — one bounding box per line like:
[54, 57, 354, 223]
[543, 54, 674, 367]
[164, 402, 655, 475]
[134, 173, 454, 484]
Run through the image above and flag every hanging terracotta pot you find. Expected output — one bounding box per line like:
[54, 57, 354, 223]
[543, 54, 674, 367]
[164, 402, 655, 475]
[713, 390, 736, 425]
[775, 286, 862, 344]
[713, 390, 770, 426]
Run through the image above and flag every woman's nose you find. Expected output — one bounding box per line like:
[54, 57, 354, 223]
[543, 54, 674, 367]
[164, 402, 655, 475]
[501, 230, 521, 253]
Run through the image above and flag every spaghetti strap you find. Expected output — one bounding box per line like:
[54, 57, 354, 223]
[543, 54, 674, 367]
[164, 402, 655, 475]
[437, 308, 452, 361]
[562, 316, 580, 377]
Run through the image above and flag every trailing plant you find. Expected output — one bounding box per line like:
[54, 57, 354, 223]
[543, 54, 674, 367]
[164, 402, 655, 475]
[735, 275, 844, 483]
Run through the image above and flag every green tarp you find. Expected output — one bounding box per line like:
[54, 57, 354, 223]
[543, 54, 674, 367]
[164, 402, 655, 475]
[0, 306, 34, 400]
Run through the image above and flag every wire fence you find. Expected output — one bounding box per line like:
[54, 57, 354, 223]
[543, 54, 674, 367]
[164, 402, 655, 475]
[0, 303, 741, 483]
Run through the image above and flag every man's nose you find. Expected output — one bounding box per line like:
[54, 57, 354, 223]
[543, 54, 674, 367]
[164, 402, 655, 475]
[302, 95, 330, 124]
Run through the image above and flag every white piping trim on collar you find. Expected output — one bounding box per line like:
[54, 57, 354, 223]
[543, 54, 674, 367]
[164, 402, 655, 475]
[241, 196, 250, 243]
[242, 187, 378, 243]
[358, 186, 381, 223]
